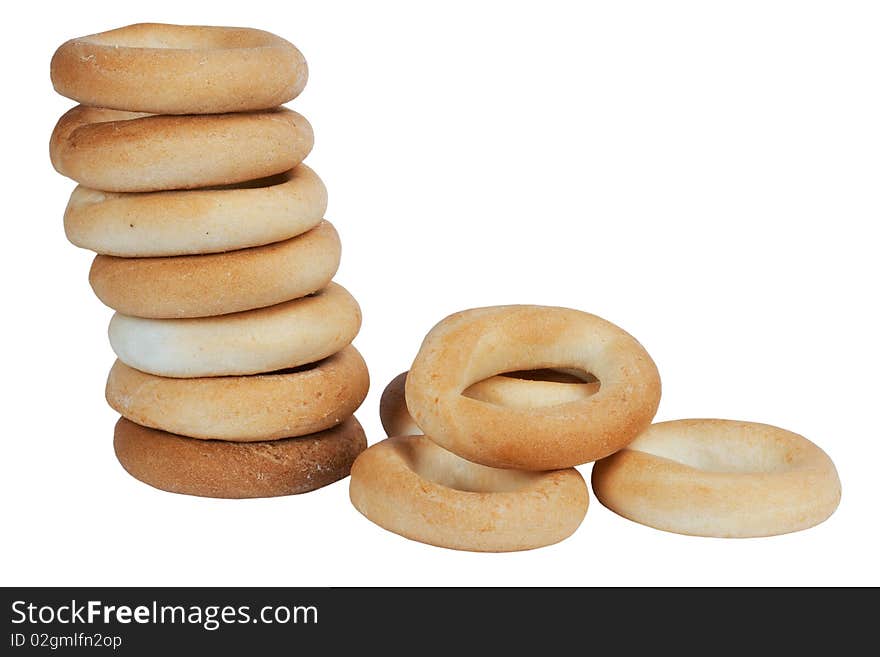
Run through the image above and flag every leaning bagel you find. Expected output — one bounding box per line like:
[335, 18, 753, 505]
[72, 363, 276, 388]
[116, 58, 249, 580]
[380, 369, 599, 438]
[64, 165, 327, 257]
[349, 435, 589, 552]
[50, 105, 313, 192]
[115, 416, 366, 499]
[106, 346, 369, 441]
[591, 419, 842, 538]
[51, 23, 308, 114]
[406, 305, 661, 470]
[108, 282, 361, 377]
[90, 220, 341, 318]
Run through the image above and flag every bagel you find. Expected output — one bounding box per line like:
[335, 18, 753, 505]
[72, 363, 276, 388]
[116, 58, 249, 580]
[64, 165, 328, 257]
[90, 220, 341, 318]
[349, 435, 589, 552]
[108, 282, 361, 378]
[591, 419, 841, 538]
[51, 23, 308, 115]
[114, 416, 366, 499]
[380, 369, 600, 438]
[106, 346, 369, 441]
[50, 105, 313, 192]
[379, 372, 422, 437]
[406, 305, 661, 470]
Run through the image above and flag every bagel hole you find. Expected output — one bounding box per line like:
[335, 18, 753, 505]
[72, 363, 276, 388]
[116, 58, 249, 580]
[463, 368, 600, 408]
[400, 439, 540, 493]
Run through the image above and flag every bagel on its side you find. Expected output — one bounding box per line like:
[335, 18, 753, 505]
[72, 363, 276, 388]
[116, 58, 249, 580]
[350, 435, 589, 552]
[406, 305, 661, 470]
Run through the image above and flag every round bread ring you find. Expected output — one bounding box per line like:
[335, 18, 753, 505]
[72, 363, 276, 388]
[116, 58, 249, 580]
[349, 435, 589, 552]
[591, 419, 842, 538]
[379, 372, 422, 437]
[114, 416, 366, 499]
[380, 370, 600, 438]
[108, 282, 361, 378]
[64, 165, 328, 257]
[106, 346, 369, 441]
[90, 220, 341, 319]
[50, 105, 313, 192]
[51, 23, 308, 114]
[405, 305, 661, 470]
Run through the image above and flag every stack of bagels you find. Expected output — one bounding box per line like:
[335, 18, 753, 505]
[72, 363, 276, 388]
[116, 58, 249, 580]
[357, 305, 841, 551]
[50, 23, 368, 498]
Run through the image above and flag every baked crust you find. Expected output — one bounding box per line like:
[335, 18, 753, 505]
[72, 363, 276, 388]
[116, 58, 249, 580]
[114, 416, 366, 498]
[106, 346, 369, 440]
[591, 419, 842, 537]
[64, 165, 327, 257]
[406, 305, 661, 470]
[90, 220, 341, 318]
[350, 435, 588, 552]
[51, 23, 308, 114]
[380, 369, 599, 437]
[108, 282, 361, 377]
[50, 105, 313, 192]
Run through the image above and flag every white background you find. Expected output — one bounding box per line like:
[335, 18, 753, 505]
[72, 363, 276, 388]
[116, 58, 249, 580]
[2, 0, 877, 586]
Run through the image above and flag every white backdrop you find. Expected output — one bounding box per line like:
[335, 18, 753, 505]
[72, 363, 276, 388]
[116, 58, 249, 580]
[3, 0, 877, 586]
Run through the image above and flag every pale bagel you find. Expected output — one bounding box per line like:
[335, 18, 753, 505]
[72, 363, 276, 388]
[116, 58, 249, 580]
[108, 282, 361, 377]
[50, 105, 313, 192]
[90, 220, 341, 318]
[380, 370, 600, 437]
[106, 346, 369, 441]
[51, 23, 308, 115]
[406, 305, 661, 470]
[64, 165, 328, 256]
[349, 435, 589, 552]
[115, 416, 366, 499]
[591, 419, 842, 538]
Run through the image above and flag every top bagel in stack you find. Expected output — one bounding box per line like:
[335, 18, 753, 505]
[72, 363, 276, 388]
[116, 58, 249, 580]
[51, 23, 308, 114]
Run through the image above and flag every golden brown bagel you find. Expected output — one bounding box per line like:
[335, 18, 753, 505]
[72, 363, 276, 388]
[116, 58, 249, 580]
[64, 165, 327, 257]
[406, 305, 661, 470]
[350, 435, 589, 552]
[51, 23, 308, 114]
[380, 369, 599, 437]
